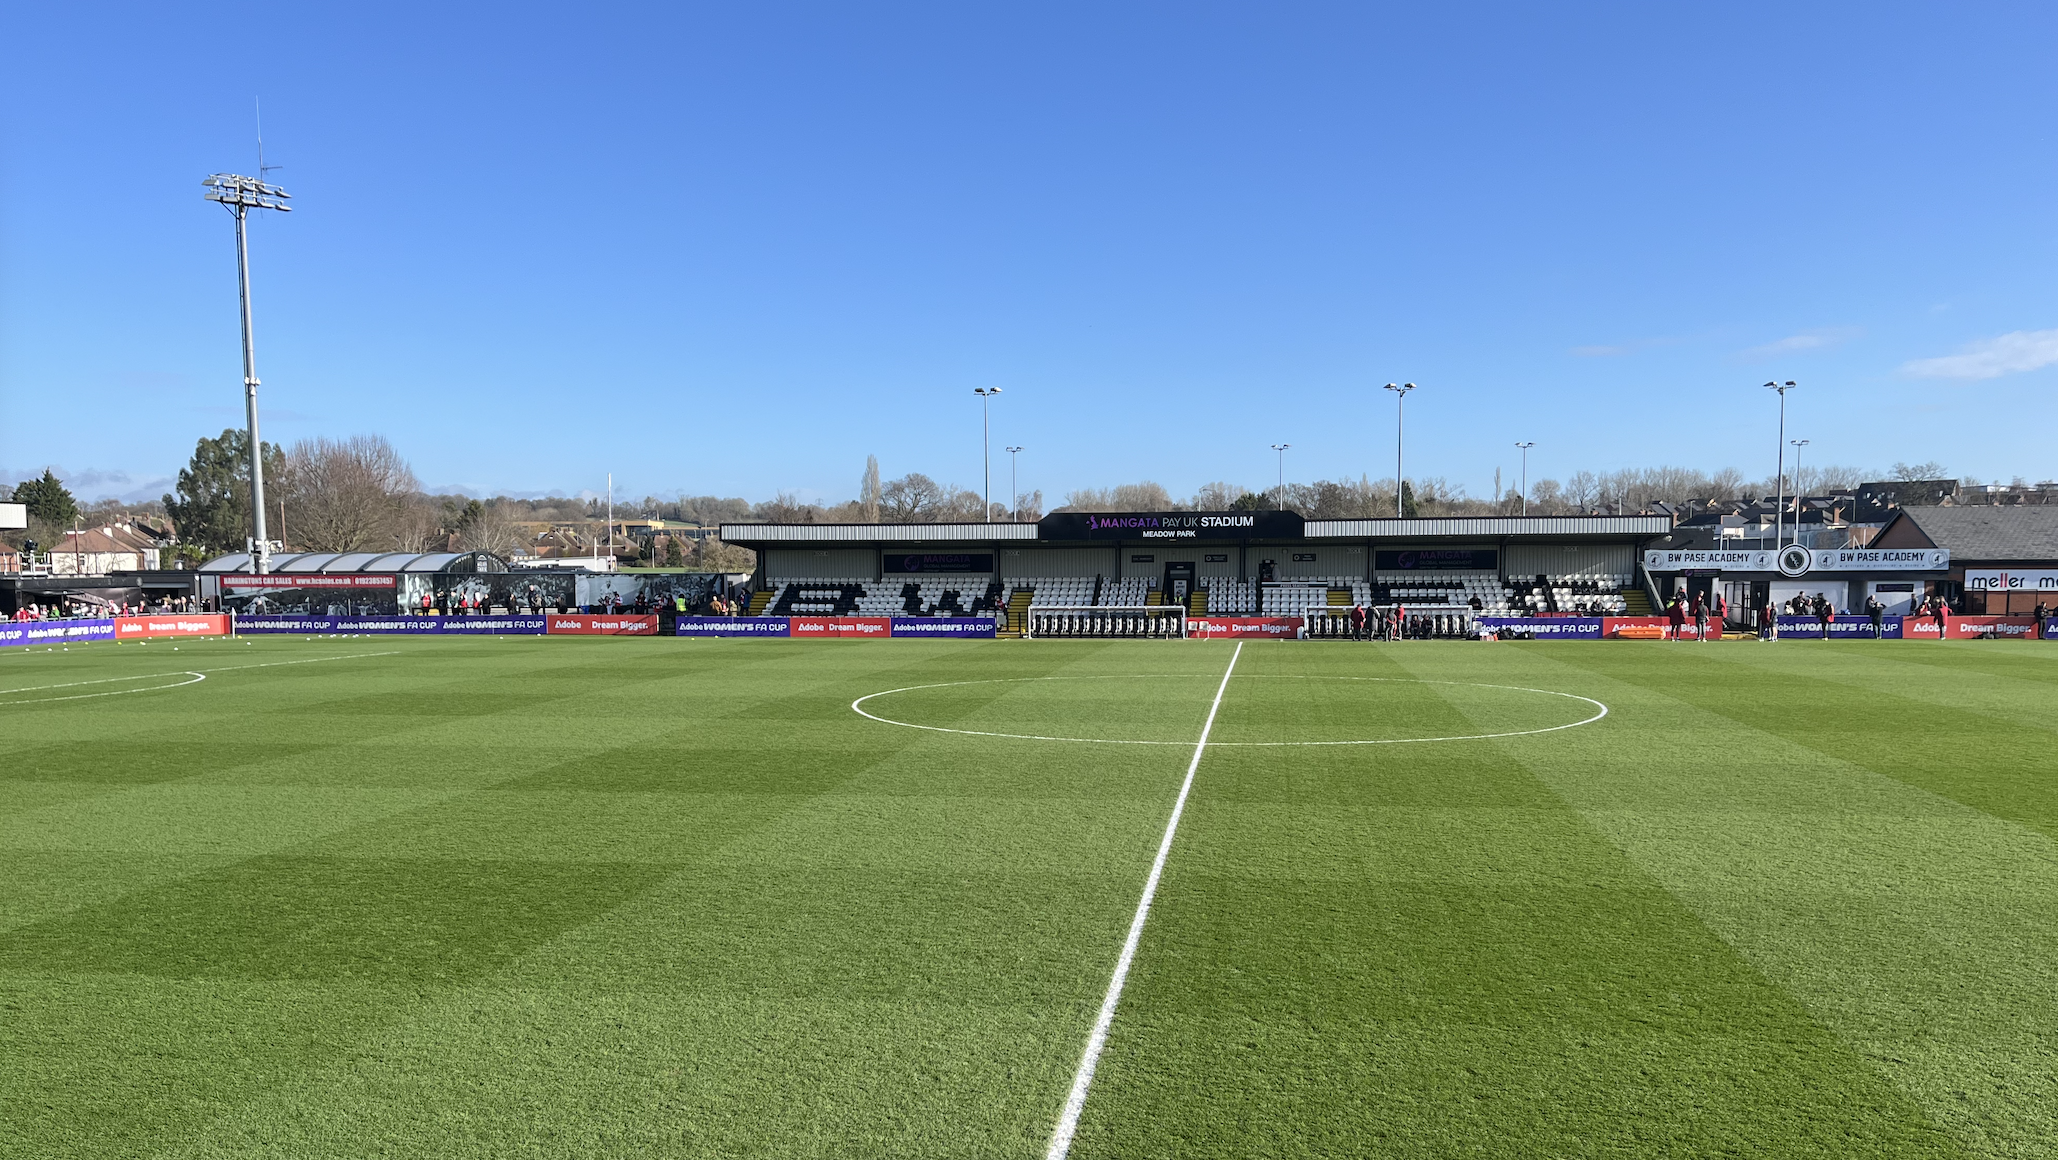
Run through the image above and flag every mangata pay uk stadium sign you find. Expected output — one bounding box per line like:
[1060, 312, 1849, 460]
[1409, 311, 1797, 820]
[1038, 510, 1305, 540]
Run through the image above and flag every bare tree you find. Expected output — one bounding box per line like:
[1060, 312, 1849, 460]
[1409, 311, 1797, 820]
[453, 498, 524, 554]
[276, 435, 420, 552]
[1892, 461, 1948, 481]
[1190, 481, 1249, 510]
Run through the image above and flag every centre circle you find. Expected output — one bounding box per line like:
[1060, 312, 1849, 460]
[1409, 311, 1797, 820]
[849, 674, 1607, 746]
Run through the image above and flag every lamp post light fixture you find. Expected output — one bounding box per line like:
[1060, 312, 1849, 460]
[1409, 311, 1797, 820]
[1384, 382, 1416, 517]
[1005, 447, 1024, 522]
[1514, 442, 1535, 516]
[204, 172, 291, 574]
[973, 387, 1003, 522]
[1766, 380, 1796, 549]
[1271, 444, 1291, 511]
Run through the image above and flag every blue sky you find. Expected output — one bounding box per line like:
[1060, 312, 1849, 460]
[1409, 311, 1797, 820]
[4, 3, 2055, 506]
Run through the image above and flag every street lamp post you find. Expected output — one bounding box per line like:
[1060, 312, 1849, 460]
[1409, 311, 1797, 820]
[973, 388, 1002, 522]
[1384, 382, 1416, 517]
[203, 173, 291, 575]
[1005, 447, 1024, 522]
[1514, 442, 1535, 516]
[1766, 381, 1795, 548]
[1790, 439, 1809, 544]
[1271, 444, 1291, 511]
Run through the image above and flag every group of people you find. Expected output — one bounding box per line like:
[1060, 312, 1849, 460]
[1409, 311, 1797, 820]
[1344, 603, 1407, 641]
[1665, 591, 1730, 641]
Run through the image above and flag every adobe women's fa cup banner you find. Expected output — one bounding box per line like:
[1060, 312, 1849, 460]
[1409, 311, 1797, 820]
[235, 615, 549, 635]
[1, 618, 118, 648]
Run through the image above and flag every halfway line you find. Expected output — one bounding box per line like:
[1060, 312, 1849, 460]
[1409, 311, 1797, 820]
[1046, 640, 1243, 1160]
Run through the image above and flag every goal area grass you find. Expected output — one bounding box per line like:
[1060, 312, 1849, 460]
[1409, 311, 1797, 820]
[3, 634, 2054, 1158]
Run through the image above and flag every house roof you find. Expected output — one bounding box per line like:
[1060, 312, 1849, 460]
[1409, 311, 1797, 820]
[1872, 506, 2058, 562]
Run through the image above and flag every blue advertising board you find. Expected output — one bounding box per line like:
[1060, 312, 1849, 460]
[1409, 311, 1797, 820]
[235, 615, 547, 635]
[1477, 617, 1603, 640]
[890, 617, 997, 638]
[0, 618, 118, 648]
[2046, 619, 2057, 639]
[1774, 615, 1902, 639]
[675, 617, 792, 637]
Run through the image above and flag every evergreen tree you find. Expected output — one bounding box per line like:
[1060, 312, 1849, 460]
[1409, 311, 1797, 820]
[163, 429, 283, 555]
[1400, 480, 1419, 518]
[13, 470, 78, 527]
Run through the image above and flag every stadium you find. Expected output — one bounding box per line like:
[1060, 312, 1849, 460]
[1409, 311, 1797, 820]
[8, 9, 2058, 1159]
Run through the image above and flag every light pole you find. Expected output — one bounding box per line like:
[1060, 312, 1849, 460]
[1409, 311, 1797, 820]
[1005, 447, 1024, 521]
[1790, 439, 1809, 544]
[1384, 382, 1416, 516]
[204, 173, 291, 573]
[1766, 380, 1795, 548]
[974, 387, 1002, 522]
[1514, 442, 1535, 516]
[1271, 444, 1291, 510]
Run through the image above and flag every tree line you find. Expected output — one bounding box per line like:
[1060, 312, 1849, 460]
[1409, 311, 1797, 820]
[0, 433, 1998, 569]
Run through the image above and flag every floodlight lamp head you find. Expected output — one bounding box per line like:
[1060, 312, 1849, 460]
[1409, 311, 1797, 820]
[203, 173, 292, 212]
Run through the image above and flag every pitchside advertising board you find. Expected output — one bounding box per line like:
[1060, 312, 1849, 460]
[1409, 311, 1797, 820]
[2, 615, 234, 648]
[236, 615, 551, 635]
[1775, 615, 1906, 639]
[1645, 548, 1949, 576]
[674, 617, 998, 638]
[1186, 617, 1300, 639]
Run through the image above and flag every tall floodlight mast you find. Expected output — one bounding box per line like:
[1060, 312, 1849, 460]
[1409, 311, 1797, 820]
[1766, 381, 1796, 548]
[203, 173, 291, 574]
[1384, 382, 1416, 517]
[1514, 442, 1535, 516]
[974, 388, 1003, 522]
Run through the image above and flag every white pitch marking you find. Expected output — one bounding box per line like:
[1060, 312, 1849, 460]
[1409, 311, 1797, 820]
[851, 674, 1607, 747]
[1046, 641, 1242, 1159]
[0, 672, 205, 705]
[0, 651, 400, 706]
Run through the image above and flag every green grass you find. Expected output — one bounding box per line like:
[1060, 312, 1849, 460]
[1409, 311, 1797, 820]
[2, 633, 2054, 1158]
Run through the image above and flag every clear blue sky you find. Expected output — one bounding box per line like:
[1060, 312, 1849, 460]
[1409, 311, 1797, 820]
[4, 3, 2055, 506]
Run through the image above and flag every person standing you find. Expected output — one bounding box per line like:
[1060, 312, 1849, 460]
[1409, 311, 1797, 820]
[1666, 593, 1686, 642]
[1865, 594, 1885, 639]
[2035, 600, 2050, 640]
[1691, 593, 1709, 643]
[1817, 594, 1834, 641]
[1931, 593, 1949, 639]
[1349, 602, 1367, 642]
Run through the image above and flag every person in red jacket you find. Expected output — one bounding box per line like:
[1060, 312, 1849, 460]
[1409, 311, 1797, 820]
[1665, 594, 1687, 641]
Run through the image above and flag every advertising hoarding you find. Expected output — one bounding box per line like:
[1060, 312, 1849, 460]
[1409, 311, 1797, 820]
[1599, 616, 1714, 639]
[675, 617, 791, 637]
[0, 619, 117, 648]
[1773, 615, 1903, 639]
[1964, 569, 2058, 592]
[890, 617, 996, 638]
[1186, 617, 1301, 639]
[234, 615, 547, 634]
[547, 615, 659, 636]
[1477, 617, 1603, 639]
[219, 574, 398, 589]
[1900, 616, 2040, 640]
[790, 617, 892, 638]
[115, 615, 231, 640]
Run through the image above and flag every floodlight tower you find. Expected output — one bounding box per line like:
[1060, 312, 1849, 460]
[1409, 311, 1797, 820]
[1271, 444, 1291, 510]
[1790, 439, 1810, 541]
[1766, 381, 1796, 548]
[974, 387, 1003, 522]
[1514, 442, 1535, 516]
[1005, 447, 1024, 522]
[204, 173, 291, 574]
[1384, 382, 1416, 517]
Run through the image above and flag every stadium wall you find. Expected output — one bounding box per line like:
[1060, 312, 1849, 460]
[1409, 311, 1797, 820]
[762, 549, 879, 580]
[1504, 544, 1635, 577]
[999, 547, 1120, 579]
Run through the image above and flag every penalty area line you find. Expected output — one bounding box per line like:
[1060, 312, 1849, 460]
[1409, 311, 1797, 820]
[1046, 640, 1242, 1160]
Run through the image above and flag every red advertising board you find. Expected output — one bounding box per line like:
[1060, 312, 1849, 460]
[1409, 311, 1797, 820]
[546, 614, 659, 636]
[1900, 615, 2039, 640]
[1601, 617, 1713, 639]
[789, 616, 892, 638]
[1187, 616, 1302, 639]
[219, 574, 397, 589]
[115, 614, 232, 640]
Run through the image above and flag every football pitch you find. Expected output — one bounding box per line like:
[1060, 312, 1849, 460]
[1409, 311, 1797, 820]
[3, 634, 2054, 1158]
